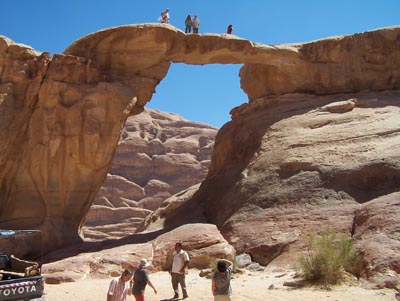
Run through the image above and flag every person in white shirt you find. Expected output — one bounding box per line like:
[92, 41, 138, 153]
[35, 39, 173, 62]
[107, 269, 133, 301]
[158, 8, 170, 24]
[170, 242, 190, 299]
[192, 15, 200, 33]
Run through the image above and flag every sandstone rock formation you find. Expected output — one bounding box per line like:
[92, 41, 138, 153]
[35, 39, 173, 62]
[0, 39, 137, 253]
[42, 223, 235, 283]
[353, 192, 400, 288]
[196, 91, 400, 287]
[137, 183, 202, 233]
[83, 109, 216, 240]
[0, 24, 399, 287]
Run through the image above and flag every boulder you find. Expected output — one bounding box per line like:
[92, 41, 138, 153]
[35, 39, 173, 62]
[42, 223, 235, 282]
[42, 243, 153, 283]
[152, 223, 236, 271]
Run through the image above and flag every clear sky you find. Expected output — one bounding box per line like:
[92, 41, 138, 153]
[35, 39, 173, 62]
[1, 0, 399, 128]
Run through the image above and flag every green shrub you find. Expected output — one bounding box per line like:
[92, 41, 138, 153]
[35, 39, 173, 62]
[343, 248, 366, 280]
[295, 228, 365, 285]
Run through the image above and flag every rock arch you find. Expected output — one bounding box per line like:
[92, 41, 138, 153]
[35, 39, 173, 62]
[0, 24, 399, 253]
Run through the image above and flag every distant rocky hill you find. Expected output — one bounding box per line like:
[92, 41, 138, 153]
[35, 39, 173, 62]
[82, 109, 217, 240]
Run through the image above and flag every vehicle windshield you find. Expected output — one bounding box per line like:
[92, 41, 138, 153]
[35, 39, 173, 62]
[0, 230, 41, 237]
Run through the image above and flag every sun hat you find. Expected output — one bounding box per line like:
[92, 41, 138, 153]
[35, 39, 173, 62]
[139, 258, 150, 267]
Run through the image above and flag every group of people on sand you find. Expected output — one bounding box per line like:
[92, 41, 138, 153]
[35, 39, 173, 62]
[107, 242, 233, 301]
[158, 8, 233, 35]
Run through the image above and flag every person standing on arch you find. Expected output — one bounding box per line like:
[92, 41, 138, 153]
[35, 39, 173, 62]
[227, 24, 233, 34]
[184, 14, 192, 33]
[159, 8, 170, 24]
[170, 242, 190, 299]
[192, 15, 200, 33]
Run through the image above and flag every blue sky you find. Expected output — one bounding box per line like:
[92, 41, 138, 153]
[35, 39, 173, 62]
[1, 0, 399, 128]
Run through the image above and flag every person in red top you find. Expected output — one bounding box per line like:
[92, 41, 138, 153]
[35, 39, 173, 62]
[107, 269, 133, 301]
[227, 24, 233, 34]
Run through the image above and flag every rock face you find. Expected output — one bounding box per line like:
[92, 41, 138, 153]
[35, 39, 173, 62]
[204, 92, 400, 223]
[0, 39, 138, 252]
[83, 109, 216, 240]
[353, 192, 400, 288]
[0, 24, 399, 287]
[199, 92, 400, 286]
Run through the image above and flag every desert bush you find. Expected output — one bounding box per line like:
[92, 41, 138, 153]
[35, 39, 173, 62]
[342, 247, 366, 280]
[295, 228, 365, 285]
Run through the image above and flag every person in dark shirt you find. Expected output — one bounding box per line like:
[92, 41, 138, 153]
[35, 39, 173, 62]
[132, 258, 157, 301]
[185, 15, 192, 33]
[212, 258, 233, 301]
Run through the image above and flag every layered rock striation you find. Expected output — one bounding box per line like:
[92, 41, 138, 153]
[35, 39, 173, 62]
[83, 109, 216, 240]
[211, 92, 400, 274]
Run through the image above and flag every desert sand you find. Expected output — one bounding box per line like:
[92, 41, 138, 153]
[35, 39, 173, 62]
[44, 268, 397, 301]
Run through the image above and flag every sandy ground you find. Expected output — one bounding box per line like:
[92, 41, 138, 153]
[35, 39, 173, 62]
[45, 269, 397, 301]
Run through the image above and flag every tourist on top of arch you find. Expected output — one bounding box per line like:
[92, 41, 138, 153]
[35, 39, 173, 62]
[159, 8, 170, 24]
[192, 15, 200, 33]
[227, 24, 233, 34]
[185, 14, 192, 33]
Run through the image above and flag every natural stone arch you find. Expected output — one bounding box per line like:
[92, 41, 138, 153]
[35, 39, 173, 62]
[0, 24, 399, 254]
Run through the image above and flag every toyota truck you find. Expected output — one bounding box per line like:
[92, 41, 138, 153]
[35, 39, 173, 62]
[0, 230, 44, 301]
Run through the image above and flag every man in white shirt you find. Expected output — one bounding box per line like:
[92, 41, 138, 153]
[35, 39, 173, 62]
[107, 269, 133, 301]
[170, 242, 190, 299]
